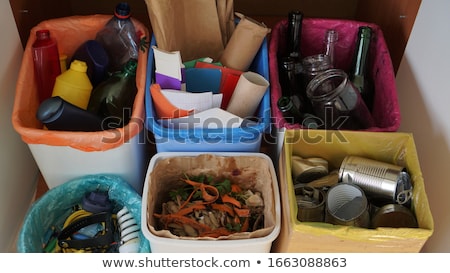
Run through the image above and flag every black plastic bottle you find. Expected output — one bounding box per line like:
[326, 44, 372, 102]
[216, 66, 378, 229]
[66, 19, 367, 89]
[37, 96, 103, 131]
[349, 26, 374, 111]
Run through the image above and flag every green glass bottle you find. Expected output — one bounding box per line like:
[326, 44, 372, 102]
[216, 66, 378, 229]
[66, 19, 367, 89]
[277, 96, 319, 128]
[87, 59, 138, 129]
[349, 26, 374, 111]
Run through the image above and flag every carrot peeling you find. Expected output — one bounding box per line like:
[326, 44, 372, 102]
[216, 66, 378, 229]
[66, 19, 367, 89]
[199, 227, 232, 238]
[241, 217, 249, 232]
[157, 213, 211, 233]
[211, 203, 235, 216]
[231, 184, 242, 193]
[176, 204, 206, 216]
[234, 207, 251, 218]
[221, 194, 242, 208]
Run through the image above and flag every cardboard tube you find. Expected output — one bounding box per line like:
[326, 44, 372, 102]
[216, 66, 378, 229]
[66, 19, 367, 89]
[226, 71, 269, 118]
[219, 13, 271, 71]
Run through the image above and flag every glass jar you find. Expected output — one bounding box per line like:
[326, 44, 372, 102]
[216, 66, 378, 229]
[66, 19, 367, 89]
[306, 69, 374, 130]
[301, 54, 332, 87]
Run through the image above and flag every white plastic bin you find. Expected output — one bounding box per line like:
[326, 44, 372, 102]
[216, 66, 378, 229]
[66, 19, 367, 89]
[12, 15, 150, 194]
[28, 131, 147, 193]
[142, 152, 281, 253]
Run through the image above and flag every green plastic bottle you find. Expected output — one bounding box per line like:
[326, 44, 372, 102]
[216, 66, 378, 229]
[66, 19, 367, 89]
[87, 59, 138, 128]
[51, 60, 92, 109]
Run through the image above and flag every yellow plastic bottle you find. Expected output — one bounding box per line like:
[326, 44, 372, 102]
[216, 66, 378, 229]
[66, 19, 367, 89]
[52, 60, 93, 109]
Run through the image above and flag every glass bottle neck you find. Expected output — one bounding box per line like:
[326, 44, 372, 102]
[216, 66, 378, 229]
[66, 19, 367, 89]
[277, 96, 295, 112]
[352, 27, 372, 76]
[324, 29, 338, 67]
[287, 11, 303, 59]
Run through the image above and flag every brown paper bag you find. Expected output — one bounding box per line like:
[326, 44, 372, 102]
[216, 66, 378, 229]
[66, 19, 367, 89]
[145, 0, 234, 62]
[219, 12, 271, 71]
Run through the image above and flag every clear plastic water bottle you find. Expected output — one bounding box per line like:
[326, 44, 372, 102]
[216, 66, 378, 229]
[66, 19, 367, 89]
[32, 29, 61, 103]
[95, 2, 139, 73]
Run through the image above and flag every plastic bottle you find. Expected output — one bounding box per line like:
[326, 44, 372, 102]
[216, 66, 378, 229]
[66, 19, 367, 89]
[36, 96, 103, 131]
[32, 29, 61, 103]
[87, 59, 138, 128]
[95, 2, 139, 73]
[349, 26, 374, 111]
[71, 40, 110, 88]
[51, 60, 93, 110]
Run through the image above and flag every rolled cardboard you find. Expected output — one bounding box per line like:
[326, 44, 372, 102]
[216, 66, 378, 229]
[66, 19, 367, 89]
[226, 71, 269, 118]
[219, 13, 271, 71]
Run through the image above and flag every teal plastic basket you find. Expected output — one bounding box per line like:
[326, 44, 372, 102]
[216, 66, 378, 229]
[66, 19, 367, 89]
[17, 175, 150, 253]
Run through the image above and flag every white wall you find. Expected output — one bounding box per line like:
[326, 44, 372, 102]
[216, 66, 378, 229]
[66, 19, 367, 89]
[396, 0, 450, 252]
[0, 1, 39, 252]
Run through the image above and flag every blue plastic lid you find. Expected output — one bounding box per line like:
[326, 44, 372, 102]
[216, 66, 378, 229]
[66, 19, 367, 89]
[115, 2, 131, 18]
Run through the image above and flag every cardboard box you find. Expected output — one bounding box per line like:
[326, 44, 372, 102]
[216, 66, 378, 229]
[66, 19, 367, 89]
[273, 129, 434, 252]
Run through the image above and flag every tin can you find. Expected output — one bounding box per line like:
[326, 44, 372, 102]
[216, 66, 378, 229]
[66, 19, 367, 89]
[325, 183, 370, 228]
[338, 156, 413, 205]
[371, 204, 418, 228]
[295, 186, 326, 222]
[291, 156, 328, 184]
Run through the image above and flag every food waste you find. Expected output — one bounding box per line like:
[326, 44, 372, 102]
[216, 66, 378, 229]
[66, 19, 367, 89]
[154, 174, 265, 238]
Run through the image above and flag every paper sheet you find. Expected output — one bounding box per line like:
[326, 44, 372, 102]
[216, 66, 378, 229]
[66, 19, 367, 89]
[152, 46, 183, 80]
[160, 89, 223, 113]
[159, 107, 243, 129]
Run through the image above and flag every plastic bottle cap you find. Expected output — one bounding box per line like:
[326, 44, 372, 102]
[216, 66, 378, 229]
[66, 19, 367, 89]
[70, 60, 88, 73]
[36, 96, 64, 123]
[36, 29, 50, 39]
[124, 59, 138, 74]
[115, 2, 131, 19]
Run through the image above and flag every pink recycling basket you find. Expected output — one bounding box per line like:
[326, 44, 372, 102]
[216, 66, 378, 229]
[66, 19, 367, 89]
[269, 18, 401, 131]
